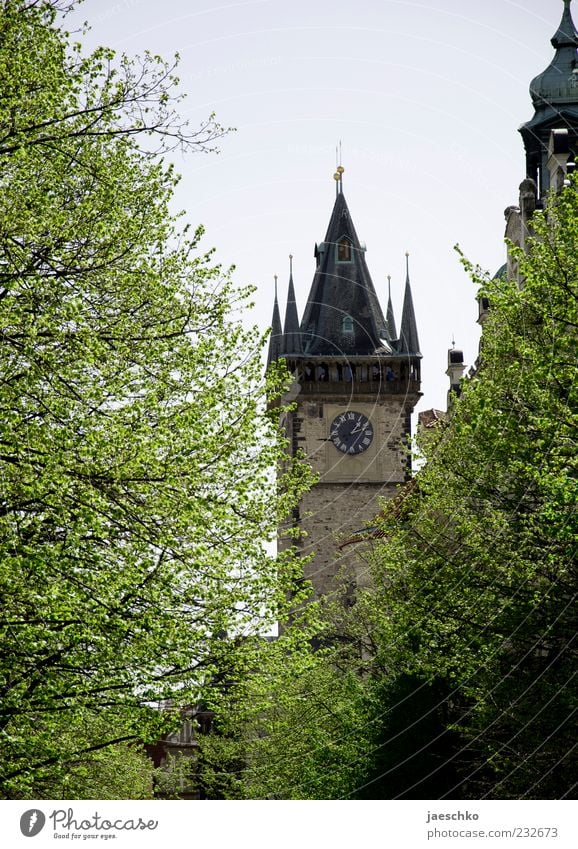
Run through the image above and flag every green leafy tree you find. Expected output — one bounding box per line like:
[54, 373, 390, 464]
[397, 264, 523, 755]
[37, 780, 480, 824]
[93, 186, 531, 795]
[14, 712, 154, 800]
[0, 0, 313, 798]
[197, 631, 373, 800]
[353, 181, 578, 799]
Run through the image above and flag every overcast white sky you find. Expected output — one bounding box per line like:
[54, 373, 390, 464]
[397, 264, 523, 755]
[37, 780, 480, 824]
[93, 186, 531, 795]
[68, 0, 567, 414]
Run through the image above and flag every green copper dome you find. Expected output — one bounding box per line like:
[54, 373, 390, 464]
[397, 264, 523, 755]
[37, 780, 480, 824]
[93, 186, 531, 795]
[520, 0, 578, 199]
[529, 0, 578, 107]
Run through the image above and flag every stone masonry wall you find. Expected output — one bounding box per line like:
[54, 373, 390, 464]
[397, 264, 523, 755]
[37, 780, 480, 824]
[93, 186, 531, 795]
[281, 386, 418, 599]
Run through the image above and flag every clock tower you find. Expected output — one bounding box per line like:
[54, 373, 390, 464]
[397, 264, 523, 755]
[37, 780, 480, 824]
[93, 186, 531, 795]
[269, 171, 422, 599]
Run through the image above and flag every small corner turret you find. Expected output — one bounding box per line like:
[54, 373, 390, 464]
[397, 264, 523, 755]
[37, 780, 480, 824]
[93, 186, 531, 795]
[266, 274, 283, 366]
[280, 255, 302, 356]
[386, 274, 397, 342]
[446, 343, 466, 407]
[398, 253, 421, 357]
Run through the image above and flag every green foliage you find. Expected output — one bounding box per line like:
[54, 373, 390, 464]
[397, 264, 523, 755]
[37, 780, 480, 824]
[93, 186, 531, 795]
[198, 633, 373, 800]
[152, 752, 198, 800]
[357, 182, 578, 799]
[355, 674, 465, 800]
[13, 713, 154, 800]
[0, 1, 313, 797]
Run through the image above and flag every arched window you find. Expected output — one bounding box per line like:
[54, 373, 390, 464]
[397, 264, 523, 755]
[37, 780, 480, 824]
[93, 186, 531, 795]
[337, 237, 352, 262]
[303, 363, 314, 381]
[342, 315, 354, 334]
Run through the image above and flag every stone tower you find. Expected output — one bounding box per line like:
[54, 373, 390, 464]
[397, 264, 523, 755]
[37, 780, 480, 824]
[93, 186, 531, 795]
[268, 172, 421, 599]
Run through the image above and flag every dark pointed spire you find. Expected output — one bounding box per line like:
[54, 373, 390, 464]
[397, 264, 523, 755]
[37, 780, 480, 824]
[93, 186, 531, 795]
[281, 254, 302, 355]
[299, 188, 391, 356]
[386, 274, 397, 341]
[398, 253, 421, 356]
[267, 274, 283, 365]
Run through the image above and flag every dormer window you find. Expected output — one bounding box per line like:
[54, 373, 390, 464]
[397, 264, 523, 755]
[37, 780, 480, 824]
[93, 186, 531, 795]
[337, 237, 352, 262]
[342, 315, 354, 334]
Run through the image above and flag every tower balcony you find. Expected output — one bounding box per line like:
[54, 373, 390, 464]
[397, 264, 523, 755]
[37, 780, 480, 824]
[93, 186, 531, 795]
[283, 356, 421, 399]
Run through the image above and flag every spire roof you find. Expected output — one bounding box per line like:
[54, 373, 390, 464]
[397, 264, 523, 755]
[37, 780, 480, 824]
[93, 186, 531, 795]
[267, 275, 283, 365]
[386, 274, 397, 341]
[527, 0, 578, 111]
[552, 0, 578, 48]
[281, 254, 302, 355]
[398, 253, 421, 356]
[299, 191, 392, 356]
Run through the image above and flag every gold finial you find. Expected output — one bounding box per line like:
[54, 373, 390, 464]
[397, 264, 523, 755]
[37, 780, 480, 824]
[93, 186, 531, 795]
[334, 141, 344, 183]
[333, 160, 344, 195]
[334, 142, 344, 193]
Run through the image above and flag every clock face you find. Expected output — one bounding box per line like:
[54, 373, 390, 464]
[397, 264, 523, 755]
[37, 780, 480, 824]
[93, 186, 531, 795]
[330, 411, 374, 455]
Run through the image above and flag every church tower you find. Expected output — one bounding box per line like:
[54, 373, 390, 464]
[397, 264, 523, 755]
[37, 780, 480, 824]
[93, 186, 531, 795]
[268, 170, 421, 599]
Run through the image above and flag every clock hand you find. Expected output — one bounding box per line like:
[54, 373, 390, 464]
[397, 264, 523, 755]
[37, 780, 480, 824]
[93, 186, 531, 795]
[351, 418, 367, 435]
